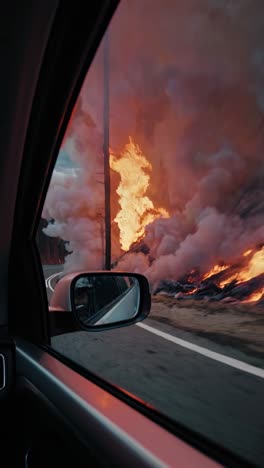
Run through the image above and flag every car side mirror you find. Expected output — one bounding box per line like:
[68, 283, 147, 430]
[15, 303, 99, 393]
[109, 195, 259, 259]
[49, 271, 151, 332]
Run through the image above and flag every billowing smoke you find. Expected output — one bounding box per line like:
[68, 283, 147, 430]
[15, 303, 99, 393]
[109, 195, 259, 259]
[43, 0, 264, 282]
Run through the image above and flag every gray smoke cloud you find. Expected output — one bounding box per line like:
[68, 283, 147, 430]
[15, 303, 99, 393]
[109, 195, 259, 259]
[43, 0, 264, 281]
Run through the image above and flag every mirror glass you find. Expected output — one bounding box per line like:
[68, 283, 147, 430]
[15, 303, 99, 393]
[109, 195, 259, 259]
[73, 275, 140, 327]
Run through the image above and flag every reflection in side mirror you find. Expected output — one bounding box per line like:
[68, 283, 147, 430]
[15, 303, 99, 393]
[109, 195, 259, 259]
[71, 273, 150, 331]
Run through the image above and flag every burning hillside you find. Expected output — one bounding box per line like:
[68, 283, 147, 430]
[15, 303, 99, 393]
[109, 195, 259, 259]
[111, 139, 264, 304]
[41, 0, 264, 305]
[152, 247, 264, 305]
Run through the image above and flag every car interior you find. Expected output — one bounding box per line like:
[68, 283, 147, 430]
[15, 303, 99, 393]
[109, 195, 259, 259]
[0, 2, 254, 467]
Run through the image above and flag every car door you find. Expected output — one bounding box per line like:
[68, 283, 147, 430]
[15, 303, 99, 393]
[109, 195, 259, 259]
[1, 1, 259, 468]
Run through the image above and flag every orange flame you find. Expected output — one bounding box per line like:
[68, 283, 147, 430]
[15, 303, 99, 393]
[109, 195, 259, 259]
[202, 264, 229, 281]
[243, 288, 264, 303]
[220, 275, 238, 288]
[243, 249, 253, 257]
[238, 246, 264, 282]
[218, 247, 264, 299]
[110, 137, 169, 251]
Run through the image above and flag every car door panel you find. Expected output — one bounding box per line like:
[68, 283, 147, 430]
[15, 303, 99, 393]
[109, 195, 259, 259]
[15, 338, 220, 468]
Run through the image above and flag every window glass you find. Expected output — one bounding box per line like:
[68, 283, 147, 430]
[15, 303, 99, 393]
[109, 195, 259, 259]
[37, 1, 264, 466]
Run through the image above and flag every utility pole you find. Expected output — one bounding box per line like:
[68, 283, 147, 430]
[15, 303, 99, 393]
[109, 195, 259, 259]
[103, 31, 111, 270]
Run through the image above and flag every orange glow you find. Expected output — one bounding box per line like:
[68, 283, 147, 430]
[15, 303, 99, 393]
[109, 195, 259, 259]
[185, 287, 198, 295]
[220, 274, 238, 288]
[237, 246, 264, 282]
[216, 247, 264, 299]
[202, 264, 229, 281]
[110, 137, 169, 251]
[243, 249, 253, 257]
[243, 288, 263, 303]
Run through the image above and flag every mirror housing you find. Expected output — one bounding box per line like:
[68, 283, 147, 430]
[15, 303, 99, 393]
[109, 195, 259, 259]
[49, 271, 151, 332]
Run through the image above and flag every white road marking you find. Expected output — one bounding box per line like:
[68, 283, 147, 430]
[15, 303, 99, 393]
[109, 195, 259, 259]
[136, 322, 264, 379]
[45, 272, 57, 288]
[46, 272, 62, 292]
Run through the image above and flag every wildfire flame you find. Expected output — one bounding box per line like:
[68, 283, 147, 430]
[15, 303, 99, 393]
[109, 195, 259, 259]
[220, 275, 238, 288]
[238, 247, 264, 282]
[110, 137, 169, 251]
[243, 249, 253, 257]
[202, 264, 229, 281]
[219, 246, 264, 288]
[110, 135, 263, 303]
[244, 289, 264, 303]
[204, 246, 264, 301]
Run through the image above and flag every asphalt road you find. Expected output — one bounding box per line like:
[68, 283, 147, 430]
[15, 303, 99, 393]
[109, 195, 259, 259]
[43, 265, 264, 467]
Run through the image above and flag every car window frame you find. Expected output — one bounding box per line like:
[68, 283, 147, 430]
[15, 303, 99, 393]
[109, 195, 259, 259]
[8, 0, 119, 344]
